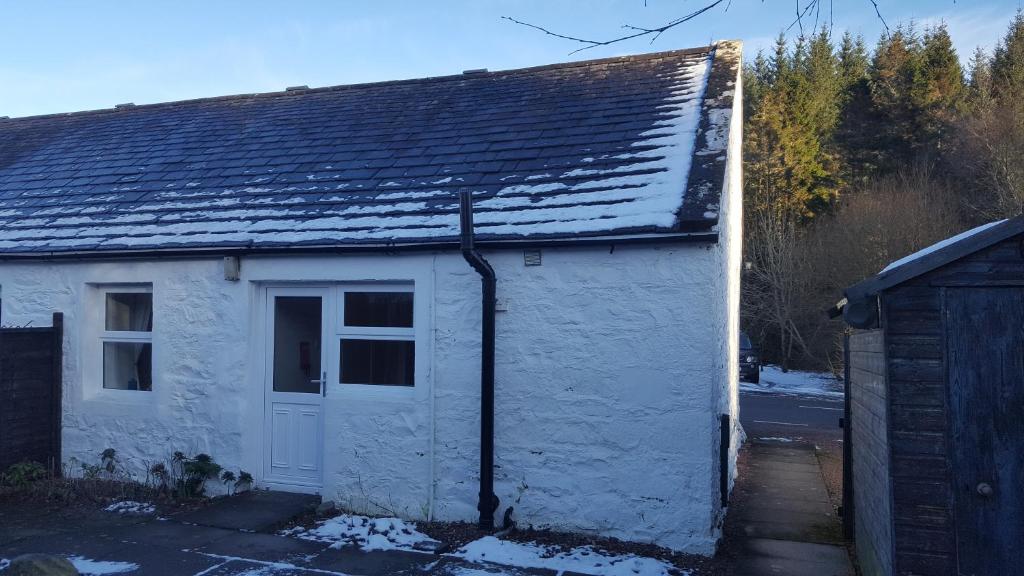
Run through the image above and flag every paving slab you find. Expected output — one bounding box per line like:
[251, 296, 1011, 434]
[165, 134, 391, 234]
[733, 538, 853, 576]
[741, 496, 842, 517]
[426, 557, 556, 576]
[194, 531, 329, 564]
[101, 519, 238, 550]
[311, 545, 442, 574]
[77, 544, 221, 576]
[746, 483, 830, 502]
[745, 461, 823, 475]
[0, 526, 54, 548]
[724, 440, 854, 575]
[736, 518, 844, 544]
[172, 490, 320, 533]
[0, 531, 128, 560]
[197, 558, 327, 575]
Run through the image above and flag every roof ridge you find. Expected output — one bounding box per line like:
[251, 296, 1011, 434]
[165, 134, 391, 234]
[1, 45, 718, 122]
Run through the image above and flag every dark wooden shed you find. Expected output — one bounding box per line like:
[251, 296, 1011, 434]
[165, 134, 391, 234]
[840, 216, 1024, 576]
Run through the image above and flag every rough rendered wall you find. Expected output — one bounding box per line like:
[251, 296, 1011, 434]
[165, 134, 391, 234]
[711, 56, 744, 508]
[434, 245, 722, 553]
[0, 244, 723, 552]
[0, 259, 251, 479]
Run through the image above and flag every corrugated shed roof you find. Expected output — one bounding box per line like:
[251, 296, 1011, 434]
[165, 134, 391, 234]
[0, 42, 740, 255]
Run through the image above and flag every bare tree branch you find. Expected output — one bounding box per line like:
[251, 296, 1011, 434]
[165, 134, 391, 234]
[502, 0, 728, 55]
[505, 0, 890, 53]
[786, 0, 822, 35]
[867, 0, 890, 37]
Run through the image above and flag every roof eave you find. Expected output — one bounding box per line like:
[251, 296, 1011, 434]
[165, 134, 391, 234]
[0, 229, 719, 262]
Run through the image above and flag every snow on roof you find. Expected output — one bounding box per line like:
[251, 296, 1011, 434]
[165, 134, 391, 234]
[880, 219, 1007, 274]
[0, 42, 741, 255]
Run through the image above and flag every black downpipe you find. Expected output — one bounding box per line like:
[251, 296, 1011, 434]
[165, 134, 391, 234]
[459, 190, 499, 530]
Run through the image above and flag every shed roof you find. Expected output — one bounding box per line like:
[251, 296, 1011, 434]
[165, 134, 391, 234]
[0, 42, 741, 257]
[839, 215, 1024, 327]
[846, 216, 1024, 300]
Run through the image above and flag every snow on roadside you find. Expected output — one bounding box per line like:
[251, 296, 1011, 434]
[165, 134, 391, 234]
[756, 437, 794, 443]
[66, 556, 139, 575]
[452, 536, 685, 576]
[280, 514, 440, 552]
[740, 365, 843, 399]
[104, 500, 156, 515]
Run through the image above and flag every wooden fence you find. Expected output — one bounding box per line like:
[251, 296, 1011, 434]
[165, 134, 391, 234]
[0, 312, 63, 474]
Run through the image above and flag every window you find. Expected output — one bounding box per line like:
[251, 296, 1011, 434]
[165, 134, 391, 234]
[101, 289, 153, 391]
[338, 289, 415, 386]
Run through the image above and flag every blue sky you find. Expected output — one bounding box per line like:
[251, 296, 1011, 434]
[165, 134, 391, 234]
[2, 1, 1020, 118]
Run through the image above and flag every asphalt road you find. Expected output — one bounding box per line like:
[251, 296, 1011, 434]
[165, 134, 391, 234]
[740, 391, 844, 442]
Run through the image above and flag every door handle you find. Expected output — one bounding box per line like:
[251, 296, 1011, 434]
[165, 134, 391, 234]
[310, 371, 326, 397]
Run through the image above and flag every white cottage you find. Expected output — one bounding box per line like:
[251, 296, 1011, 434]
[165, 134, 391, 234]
[0, 42, 742, 553]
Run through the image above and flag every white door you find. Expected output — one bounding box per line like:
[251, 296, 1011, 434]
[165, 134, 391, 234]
[263, 287, 328, 488]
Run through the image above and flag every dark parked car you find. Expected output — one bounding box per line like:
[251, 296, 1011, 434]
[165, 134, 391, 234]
[740, 332, 760, 383]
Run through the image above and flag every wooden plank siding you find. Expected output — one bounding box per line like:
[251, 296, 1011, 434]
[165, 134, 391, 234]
[849, 329, 893, 576]
[881, 285, 956, 576]
[0, 313, 63, 474]
[878, 235, 1024, 574]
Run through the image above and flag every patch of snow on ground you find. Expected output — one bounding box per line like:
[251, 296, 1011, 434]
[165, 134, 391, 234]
[740, 365, 844, 399]
[757, 437, 794, 443]
[0, 559, 8, 571]
[281, 514, 439, 552]
[66, 556, 139, 575]
[104, 500, 156, 515]
[452, 536, 684, 576]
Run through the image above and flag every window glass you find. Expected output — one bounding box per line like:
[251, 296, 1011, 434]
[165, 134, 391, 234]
[340, 339, 414, 386]
[344, 292, 413, 328]
[739, 333, 752, 348]
[273, 296, 323, 394]
[103, 341, 153, 390]
[105, 293, 153, 332]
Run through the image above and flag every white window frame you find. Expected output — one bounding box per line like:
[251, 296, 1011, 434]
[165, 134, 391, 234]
[334, 283, 416, 388]
[98, 284, 154, 392]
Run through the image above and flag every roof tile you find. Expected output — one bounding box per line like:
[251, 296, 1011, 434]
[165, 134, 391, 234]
[0, 43, 740, 254]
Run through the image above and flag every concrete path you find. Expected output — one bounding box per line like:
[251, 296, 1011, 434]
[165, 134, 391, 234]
[174, 489, 321, 532]
[724, 440, 854, 575]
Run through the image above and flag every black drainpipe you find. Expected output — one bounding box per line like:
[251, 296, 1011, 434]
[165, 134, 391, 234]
[459, 190, 499, 530]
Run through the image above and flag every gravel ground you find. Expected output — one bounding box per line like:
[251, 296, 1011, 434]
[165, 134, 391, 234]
[278, 513, 728, 574]
[815, 437, 844, 512]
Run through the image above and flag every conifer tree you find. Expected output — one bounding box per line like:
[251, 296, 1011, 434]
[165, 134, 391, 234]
[916, 23, 965, 151]
[838, 32, 869, 87]
[991, 10, 1024, 103]
[869, 24, 924, 168]
[966, 47, 994, 112]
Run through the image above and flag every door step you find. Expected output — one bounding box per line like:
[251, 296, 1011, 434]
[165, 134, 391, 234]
[173, 490, 321, 533]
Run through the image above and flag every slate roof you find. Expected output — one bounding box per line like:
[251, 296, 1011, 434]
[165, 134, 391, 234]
[0, 42, 741, 256]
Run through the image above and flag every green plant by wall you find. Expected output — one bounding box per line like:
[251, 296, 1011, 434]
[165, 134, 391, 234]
[2, 461, 47, 489]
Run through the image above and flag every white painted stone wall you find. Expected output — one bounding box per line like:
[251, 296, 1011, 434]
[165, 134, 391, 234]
[0, 237, 735, 553]
[717, 61, 745, 504]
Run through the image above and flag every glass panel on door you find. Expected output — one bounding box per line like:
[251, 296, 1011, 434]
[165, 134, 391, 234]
[272, 296, 323, 394]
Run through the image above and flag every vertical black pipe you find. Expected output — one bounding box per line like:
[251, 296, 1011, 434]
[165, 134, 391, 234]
[842, 332, 854, 539]
[719, 413, 730, 508]
[459, 190, 499, 530]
